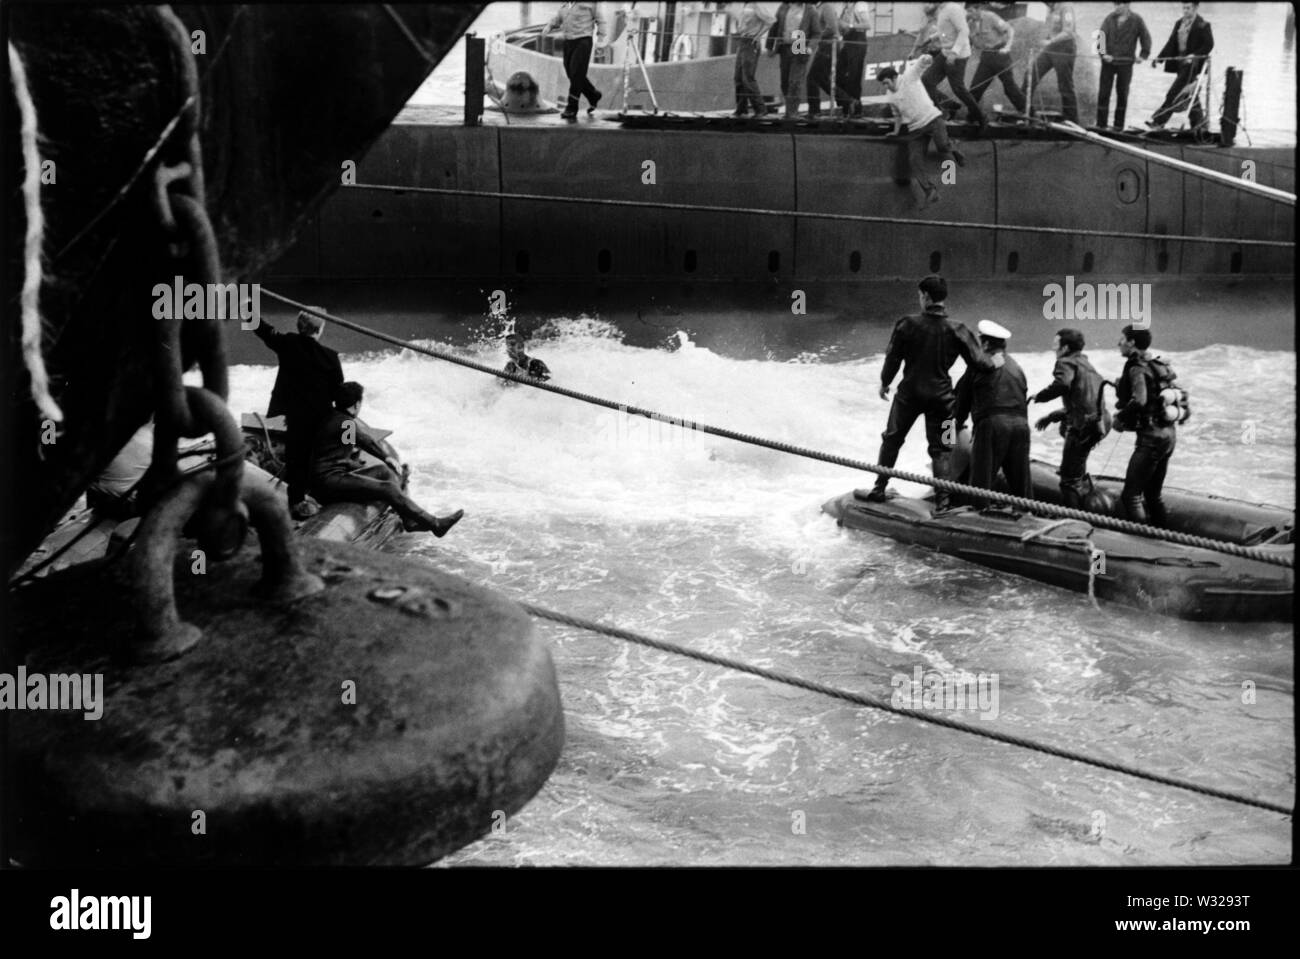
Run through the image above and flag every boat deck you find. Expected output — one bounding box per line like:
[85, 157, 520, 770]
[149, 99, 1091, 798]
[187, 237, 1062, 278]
[395, 102, 1221, 146]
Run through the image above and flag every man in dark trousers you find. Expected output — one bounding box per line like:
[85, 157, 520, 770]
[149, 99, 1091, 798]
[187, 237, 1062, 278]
[1095, 1, 1152, 129]
[1032, 328, 1108, 508]
[1146, 1, 1213, 131]
[1114, 324, 1176, 526]
[311, 382, 464, 536]
[1028, 1, 1079, 124]
[955, 320, 1031, 498]
[544, 2, 607, 121]
[768, 2, 821, 117]
[253, 308, 344, 519]
[865, 274, 993, 511]
[805, 1, 841, 118]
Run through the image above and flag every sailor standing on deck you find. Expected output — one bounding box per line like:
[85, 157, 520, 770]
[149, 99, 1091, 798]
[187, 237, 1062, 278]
[544, 2, 608, 121]
[955, 320, 1032, 499]
[866, 275, 994, 511]
[1032, 328, 1110, 509]
[1095, 1, 1151, 130]
[1028, 1, 1080, 125]
[253, 308, 344, 520]
[966, 2, 1026, 116]
[835, 1, 872, 116]
[1146, 2, 1214, 131]
[805, 1, 842, 118]
[730, 1, 775, 116]
[921, 1, 986, 133]
[768, 2, 821, 118]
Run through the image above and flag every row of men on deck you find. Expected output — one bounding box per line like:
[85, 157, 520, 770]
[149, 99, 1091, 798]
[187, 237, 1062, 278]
[737, 2, 1213, 131]
[542, 2, 1213, 132]
[863, 273, 1181, 528]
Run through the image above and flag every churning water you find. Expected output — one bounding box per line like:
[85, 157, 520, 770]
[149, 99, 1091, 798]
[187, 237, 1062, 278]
[228, 320, 1294, 865]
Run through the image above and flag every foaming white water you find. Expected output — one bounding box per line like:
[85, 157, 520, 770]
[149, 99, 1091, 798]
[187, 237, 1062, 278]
[226, 321, 1294, 866]
[229, 324, 1296, 524]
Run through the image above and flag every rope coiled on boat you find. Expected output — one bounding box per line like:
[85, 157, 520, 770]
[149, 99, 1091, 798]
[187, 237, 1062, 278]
[522, 603, 1293, 817]
[260, 290, 1295, 571]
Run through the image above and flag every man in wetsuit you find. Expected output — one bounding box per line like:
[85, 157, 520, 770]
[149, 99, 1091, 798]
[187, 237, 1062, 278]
[1032, 328, 1108, 508]
[1114, 324, 1175, 527]
[310, 382, 464, 536]
[253, 308, 344, 519]
[865, 274, 993, 510]
[504, 333, 552, 382]
[955, 320, 1031, 498]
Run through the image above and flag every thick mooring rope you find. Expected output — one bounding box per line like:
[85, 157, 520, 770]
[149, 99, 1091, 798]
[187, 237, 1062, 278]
[260, 290, 1294, 570]
[345, 182, 1293, 250]
[8, 42, 63, 424]
[523, 603, 1293, 817]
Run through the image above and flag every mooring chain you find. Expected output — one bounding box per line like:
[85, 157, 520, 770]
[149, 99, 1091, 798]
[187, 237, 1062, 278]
[260, 291, 1293, 570]
[118, 9, 324, 659]
[522, 604, 1293, 817]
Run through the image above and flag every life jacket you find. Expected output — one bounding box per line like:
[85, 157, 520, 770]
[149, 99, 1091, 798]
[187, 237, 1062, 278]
[1145, 356, 1191, 425]
[1090, 380, 1114, 441]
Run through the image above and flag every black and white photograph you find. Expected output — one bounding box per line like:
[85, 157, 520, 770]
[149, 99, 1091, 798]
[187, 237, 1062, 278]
[1, 0, 1294, 934]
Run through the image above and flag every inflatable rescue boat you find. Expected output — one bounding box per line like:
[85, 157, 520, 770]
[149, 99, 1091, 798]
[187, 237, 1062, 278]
[823, 460, 1293, 622]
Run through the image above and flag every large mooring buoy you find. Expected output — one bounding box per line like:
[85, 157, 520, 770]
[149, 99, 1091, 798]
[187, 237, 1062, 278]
[9, 538, 564, 866]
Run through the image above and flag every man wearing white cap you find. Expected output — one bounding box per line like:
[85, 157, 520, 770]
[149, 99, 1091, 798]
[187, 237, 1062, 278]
[955, 319, 1032, 498]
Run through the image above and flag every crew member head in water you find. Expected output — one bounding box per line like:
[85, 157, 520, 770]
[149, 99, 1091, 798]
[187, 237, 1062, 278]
[504, 333, 553, 382]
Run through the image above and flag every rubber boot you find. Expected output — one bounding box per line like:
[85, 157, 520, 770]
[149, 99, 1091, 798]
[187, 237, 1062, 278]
[931, 452, 952, 512]
[1145, 496, 1169, 530]
[1121, 494, 1148, 525]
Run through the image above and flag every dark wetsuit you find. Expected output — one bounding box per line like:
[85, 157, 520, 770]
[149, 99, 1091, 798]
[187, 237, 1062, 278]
[253, 320, 343, 505]
[503, 354, 551, 383]
[956, 350, 1031, 497]
[1034, 351, 1106, 508]
[1115, 353, 1176, 526]
[875, 305, 989, 490]
[309, 410, 428, 528]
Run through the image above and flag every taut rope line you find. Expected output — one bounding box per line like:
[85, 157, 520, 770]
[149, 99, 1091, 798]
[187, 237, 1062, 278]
[259, 290, 1294, 570]
[522, 603, 1293, 817]
[345, 182, 1292, 250]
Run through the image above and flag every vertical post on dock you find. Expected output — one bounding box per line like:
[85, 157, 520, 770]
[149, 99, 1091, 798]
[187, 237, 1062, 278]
[521, 3, 531, 27]
[465, 33, 485, 127]
[1220, 68, 1243, 147]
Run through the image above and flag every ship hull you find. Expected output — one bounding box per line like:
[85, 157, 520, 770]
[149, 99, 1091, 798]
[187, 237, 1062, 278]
[272, 120, 1294, 283]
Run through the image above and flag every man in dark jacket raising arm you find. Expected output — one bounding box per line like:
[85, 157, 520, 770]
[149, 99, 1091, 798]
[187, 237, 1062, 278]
[865, 274, 994, 511]
[253, 308, 344, 519]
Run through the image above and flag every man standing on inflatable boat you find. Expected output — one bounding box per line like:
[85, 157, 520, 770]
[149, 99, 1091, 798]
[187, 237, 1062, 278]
[1114, 324, 1179, 528]
[865, 275, 996, 511]
[955, 320, 1032, 499]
